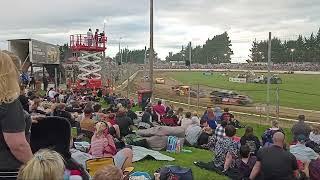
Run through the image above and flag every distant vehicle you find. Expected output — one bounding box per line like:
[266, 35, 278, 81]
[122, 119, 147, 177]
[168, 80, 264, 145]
[203, 70, 214, 76]
[172, 85, 206, 98]
[210, 90, 252, 106]
[155, 78, 165, 84]
[284, 71, 294, 74]
[253, 74, 282, 84]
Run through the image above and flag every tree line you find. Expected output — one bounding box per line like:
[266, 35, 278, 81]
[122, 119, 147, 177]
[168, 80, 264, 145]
[165, 32, 233, 64]
[250, 28, 320, 63]
[114, 48, 159, 65]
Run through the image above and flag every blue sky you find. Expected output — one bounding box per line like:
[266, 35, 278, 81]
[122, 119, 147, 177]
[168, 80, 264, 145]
[0, 0, 319, 62]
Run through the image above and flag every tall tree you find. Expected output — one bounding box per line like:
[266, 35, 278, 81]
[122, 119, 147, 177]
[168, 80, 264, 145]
[166, 32, 233, 64]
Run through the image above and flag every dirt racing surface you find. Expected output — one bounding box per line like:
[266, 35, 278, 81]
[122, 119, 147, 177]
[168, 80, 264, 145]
[131, 71, 320, 123]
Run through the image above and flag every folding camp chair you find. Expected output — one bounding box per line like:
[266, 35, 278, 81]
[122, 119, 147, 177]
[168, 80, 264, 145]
[86, 157, 134, 177]
[85, 157, 115, 177]
[30, 116, 90, 180]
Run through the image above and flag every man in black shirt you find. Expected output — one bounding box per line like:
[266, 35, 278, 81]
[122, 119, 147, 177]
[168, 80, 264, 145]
[249, 132, 298, 180]
[115, 108, 133, 137]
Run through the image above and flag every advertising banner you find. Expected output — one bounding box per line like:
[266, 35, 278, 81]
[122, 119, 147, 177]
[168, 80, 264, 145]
[30, 39, 60, 64]
[229, 77, 247, 83]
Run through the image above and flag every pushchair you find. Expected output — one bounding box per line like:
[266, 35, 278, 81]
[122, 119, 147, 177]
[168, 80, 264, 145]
[30, 116, 90, 180]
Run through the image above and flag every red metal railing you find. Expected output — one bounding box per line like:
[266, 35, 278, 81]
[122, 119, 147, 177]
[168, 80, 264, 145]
[70, 34, 107, 52]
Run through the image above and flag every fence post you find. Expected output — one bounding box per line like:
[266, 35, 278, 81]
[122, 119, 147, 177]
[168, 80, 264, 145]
[197, 83, 200, 110]
[188, 85, 191, 110]
[276, 87, 280, 121]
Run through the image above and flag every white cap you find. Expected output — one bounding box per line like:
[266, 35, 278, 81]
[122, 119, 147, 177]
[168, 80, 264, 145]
[69, 175, 83, 180]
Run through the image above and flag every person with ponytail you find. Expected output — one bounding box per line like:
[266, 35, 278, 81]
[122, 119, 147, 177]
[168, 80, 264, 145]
[89, 122, 133, 170]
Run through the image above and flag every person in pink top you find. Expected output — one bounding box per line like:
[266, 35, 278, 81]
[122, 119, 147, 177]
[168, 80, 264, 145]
[89, 122, 133, 170]
[153, 100, 166, 122]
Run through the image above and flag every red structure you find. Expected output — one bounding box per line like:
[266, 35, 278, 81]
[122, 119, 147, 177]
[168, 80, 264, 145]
[70, 34, 107, 52]
[68, 33, 107, 90]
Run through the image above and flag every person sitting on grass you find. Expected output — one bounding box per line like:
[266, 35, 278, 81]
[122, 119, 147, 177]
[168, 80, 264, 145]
[89, 122, 133, 170]
[221, 108, 233, 123]
[202, 108, 217, 129]
[240, 126, 261, 156]
[290, 134, 319, 163]
[291, 115, 311, 142]
[262, 120, 284, 147]
[215, 120, 227, 140]
[153, 100, 166, 122]
[309, 125, 320, 145]
[191, 111, 200, 126]
[92, 103, 108, 121]
[116, 107, 134, 137]
[126, 104, 138, 121]
[80, 106, 96, 133]
[139, 106, 154, 129]
[233, 145, 257, 179]
[195, 125, 239, 173]
[181, 112, 197, 129]
[161, 109, 179, 126]
[176, 107, 184, 125]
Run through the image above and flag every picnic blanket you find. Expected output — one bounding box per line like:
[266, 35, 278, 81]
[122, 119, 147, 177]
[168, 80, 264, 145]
[132, 146, 175, 162]
[71, 146, 174, 168]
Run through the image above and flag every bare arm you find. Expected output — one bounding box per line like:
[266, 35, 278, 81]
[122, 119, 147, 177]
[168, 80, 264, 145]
[3, 132, 33, 164]
[249, 161, 261, 180]
[223, 152, 233, 171]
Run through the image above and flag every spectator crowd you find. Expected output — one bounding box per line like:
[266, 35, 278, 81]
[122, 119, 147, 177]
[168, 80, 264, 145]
[154, 62, 320, 72]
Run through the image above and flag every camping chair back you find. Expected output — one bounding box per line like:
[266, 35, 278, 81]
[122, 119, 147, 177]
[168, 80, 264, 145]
[85, 157, 114, 177]
[30, 116, 71, 158]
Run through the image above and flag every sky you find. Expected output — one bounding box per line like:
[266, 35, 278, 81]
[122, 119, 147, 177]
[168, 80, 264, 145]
[0, 0, 319, 63]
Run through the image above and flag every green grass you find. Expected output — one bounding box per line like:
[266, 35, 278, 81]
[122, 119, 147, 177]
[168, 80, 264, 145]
[168, 72, 320, 110]
[134, 123, 292, 179]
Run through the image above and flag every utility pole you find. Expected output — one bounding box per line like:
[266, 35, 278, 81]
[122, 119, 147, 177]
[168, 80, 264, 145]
[189, 41, 192, 71]
[276, 87, 280, 121]
[119, 38, 122, 65]
[267, 32, 272, 122]
[127, 47, 130, 98]
[182, 45, 184, 64]
[149, 0, 154, 96]
[144, 46, 147, 81]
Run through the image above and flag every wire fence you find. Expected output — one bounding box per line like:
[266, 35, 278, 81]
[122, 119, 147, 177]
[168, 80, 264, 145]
[157, 80, 320, 123]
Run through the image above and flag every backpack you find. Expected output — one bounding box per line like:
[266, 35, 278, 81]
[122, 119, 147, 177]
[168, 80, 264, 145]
[309, 159, 320, 180]
[157, 166, 193, 180]
[166, 136, 181, 153]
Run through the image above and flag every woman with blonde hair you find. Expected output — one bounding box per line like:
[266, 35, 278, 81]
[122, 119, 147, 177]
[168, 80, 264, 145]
[17, 149, 65, 180]
[0, 51, 33, 178]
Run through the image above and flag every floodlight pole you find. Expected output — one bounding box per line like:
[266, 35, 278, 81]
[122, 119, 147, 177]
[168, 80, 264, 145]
[267, 32, 272, 122]
[189, 41, 192, 71]
[149, 0, 154, 99]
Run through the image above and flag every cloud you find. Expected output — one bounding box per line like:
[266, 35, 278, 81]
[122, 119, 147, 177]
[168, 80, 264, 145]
[0, 0, 319, 62]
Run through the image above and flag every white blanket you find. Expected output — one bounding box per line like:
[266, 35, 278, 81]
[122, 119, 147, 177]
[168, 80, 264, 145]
[71, 146, 175, 168]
